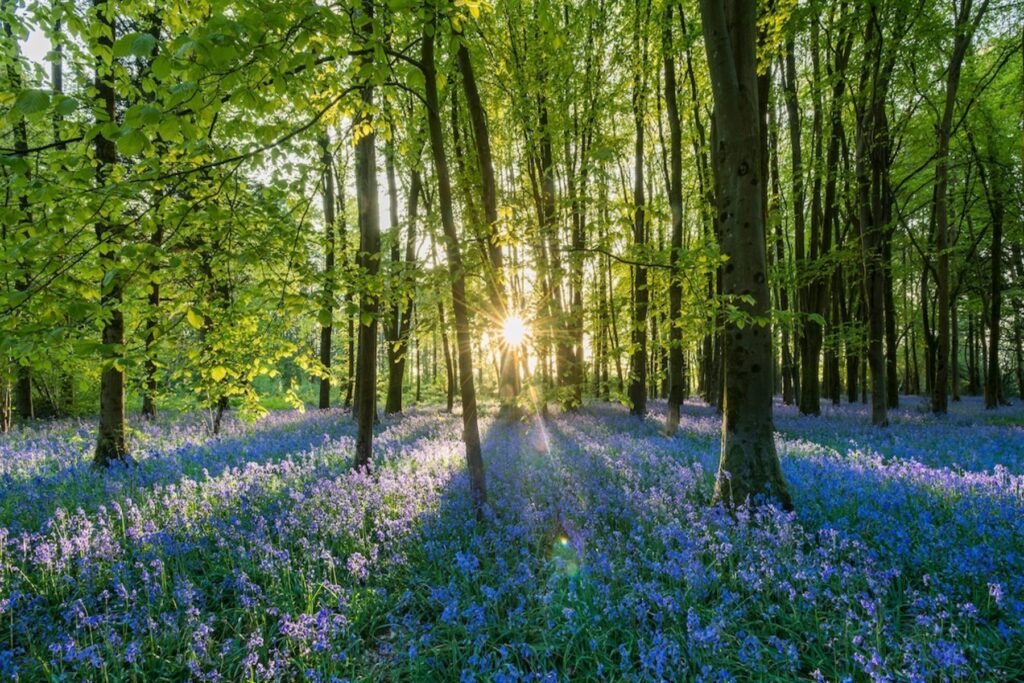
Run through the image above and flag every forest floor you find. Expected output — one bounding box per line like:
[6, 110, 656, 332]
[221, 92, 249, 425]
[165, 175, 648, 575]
[1, 397, 1022, 681]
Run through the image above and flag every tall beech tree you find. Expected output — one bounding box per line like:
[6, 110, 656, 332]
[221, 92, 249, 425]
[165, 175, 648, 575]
[384, 132, 422, 415]
[932, 0, 990, 414]
[422, 6, 486, 512]
[92, 0, 130, 466]
[628, 0, 651, 418]
[455, 36, 518, 418]
[318, 132, 337, 410]
[700, 0, 792, 508]
[663, 0, 685, 435]
[353, 0, 381, 468]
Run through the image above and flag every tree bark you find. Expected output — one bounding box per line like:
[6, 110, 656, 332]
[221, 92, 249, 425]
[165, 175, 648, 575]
[423, 20, 486, 513]
[782, 38, 821, 416]
[353, 2, 381, 468]
[933, 0, 988, 414]
[455, 41, 519, 418]
[700, 0, 792, 509]
[385, 150, 421, 415]
[93, 0, 131, 466]
[3, 8, 34, 421]
[628, 0, 650, 418]
[663, 2, 685, 434]
[319, 133, 337, 410]
[141, 223, 163, 419]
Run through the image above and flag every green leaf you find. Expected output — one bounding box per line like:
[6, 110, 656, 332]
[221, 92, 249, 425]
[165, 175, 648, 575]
[158, 116, 179, 140]
[124, 104, 161, 128]
[151, 55, 172, 80]
[114, 32, 157, 58]
[131, 33, 157, 57]
[117, 130, 147, 156]
[14, 89, 50, 115]
[186, 309, 204, 329]
[54, 96, 78, 116]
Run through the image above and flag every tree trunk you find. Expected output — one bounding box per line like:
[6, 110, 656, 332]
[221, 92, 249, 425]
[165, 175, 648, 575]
[934, 0, 988, 414]
[663, 2, 685, 434]
[141, 223, 163, 419]
[353, 6, 381, 468]
[341, 142, 353, 411]
[385, 160, 421, 415]
[319, 133, 337, 410]
[456, 42, 519, 419]
[951, 294, 960, 401]
[423, 20, 486, 513]
[982, 164, 1004, 409]
[700, 0, 792, 509]
[854, 11, 890, 427]
[438, 300, 455, 413]
[628, 0, 650, 418]
[884, 241, 899, 407]
[782, 39, 822, 416]
[93, 0, 131, 466]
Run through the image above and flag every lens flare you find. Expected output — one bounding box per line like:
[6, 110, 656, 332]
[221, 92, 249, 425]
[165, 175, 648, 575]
[502, 315, 528, 348]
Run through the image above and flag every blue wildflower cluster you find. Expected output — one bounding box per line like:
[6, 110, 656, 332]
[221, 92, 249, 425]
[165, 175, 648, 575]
[0, 398, 1021, 680]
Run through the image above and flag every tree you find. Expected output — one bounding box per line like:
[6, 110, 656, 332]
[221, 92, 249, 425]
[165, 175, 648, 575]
[699, 0, 792, 509]
[663, 0, 685, 435]
[318, 132, 337, 410]
[421, 4, 486, 513]
[353, 0, 381, 469]
[384, 128, 422, 415]
[932, 0, 990, 414]
[92, 0, 131, 467]
[455, 35, 518, 418]
[628, 0, 651, 418]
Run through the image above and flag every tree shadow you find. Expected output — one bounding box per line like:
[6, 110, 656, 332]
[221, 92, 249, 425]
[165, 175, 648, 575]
[0, 407, 441, 533]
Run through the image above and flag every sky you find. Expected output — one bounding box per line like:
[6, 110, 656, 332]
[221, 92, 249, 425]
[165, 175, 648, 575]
[21, 28, 50, 67]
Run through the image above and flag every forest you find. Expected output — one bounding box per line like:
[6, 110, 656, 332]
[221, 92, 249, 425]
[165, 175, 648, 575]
[1, 0, 1023, 679]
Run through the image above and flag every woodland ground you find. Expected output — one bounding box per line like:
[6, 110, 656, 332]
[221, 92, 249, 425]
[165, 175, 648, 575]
[1, 397, 1022, 681]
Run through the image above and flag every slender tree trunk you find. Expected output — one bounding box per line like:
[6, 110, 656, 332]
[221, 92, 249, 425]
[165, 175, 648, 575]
[3, 8, 34, 421]
[701, 0, 792, 509]
[141, 223, 163, 419]
[769, 103, 795, 405]
[883, 245, 899, 407]
[628, 0, 650, 418]
[983, 178, 1004, 409]
[934, 0, 989, 414]
[1014, 245, 1024, 399]
[783, 39, 821, 416]
[855, 12, 889, 427]
[0, 375, 9, 433]
[967, 315, 978, 393]
[423, 20, 486, 513]
[664, 2, 685, 434]
[354, 5, 381, 468]
[951, 294, 960, 401]
[385, 162, 421, 415]
[456, 42, 519, 419]
[438, 300, 455, 412]
[93, 0, 131, 466]
[341, 146, 354, 410]
[319, 133, 337, 410]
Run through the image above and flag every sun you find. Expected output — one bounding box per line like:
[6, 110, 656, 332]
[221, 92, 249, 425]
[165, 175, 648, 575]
[502, 315, 528, 348]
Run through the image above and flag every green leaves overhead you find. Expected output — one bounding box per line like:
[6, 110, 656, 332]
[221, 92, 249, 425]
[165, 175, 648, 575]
[13, 89, 49, 115]
[113, 32, 158, 58]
